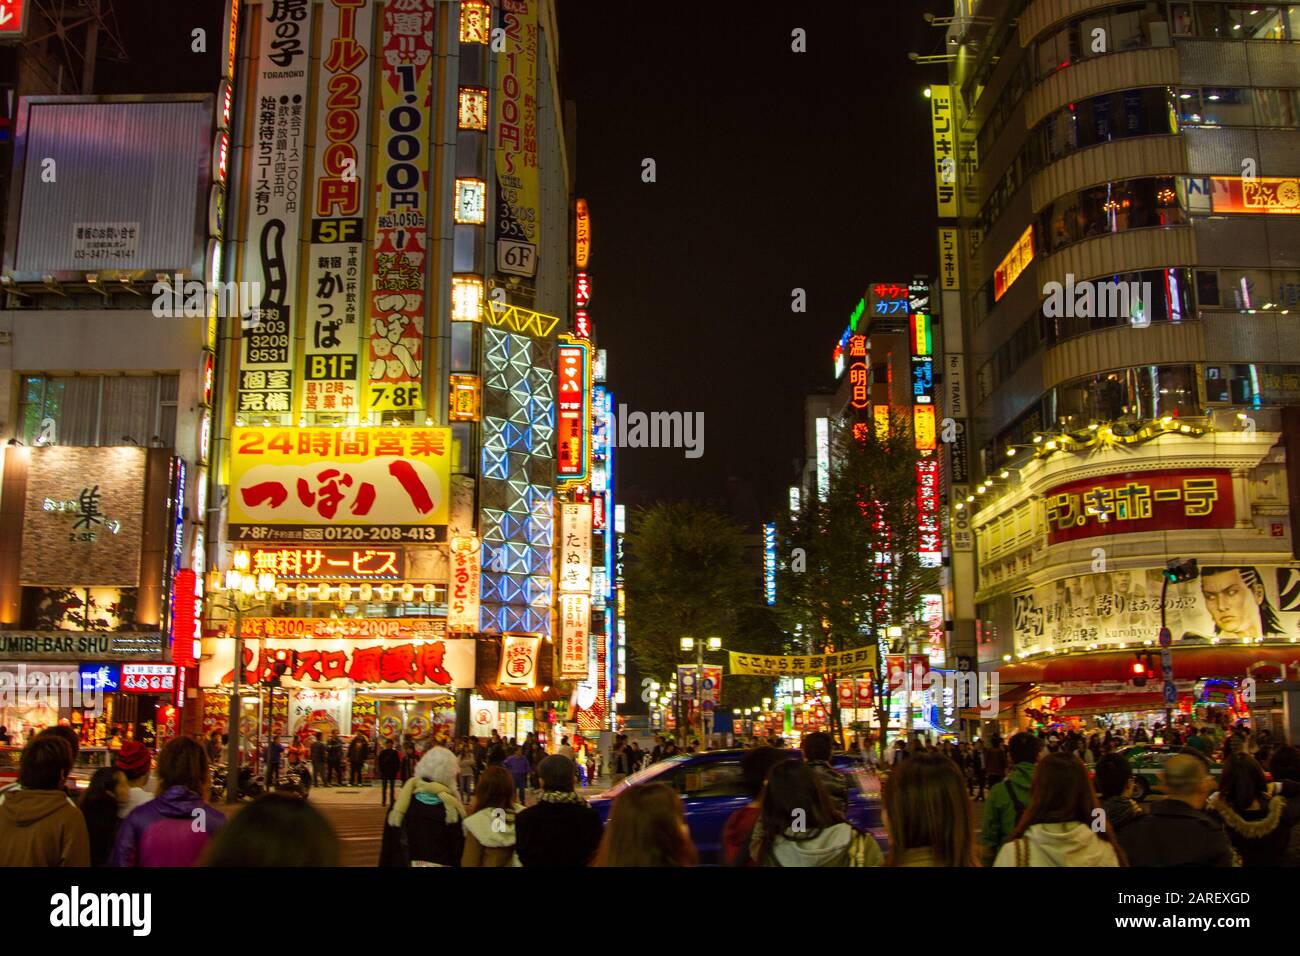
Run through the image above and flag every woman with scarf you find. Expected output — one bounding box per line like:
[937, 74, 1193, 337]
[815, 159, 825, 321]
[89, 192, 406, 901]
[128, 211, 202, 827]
[385, 746, 466, 866]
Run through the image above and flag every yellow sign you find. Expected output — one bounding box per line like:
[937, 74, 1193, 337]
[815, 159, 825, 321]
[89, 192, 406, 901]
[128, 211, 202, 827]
[729, 648, 876, 677]
[228, 427, 451, 540]
[575, 198, 591, 269]
[938, 227, 961, 290]
[914, 405, 937, 451]
[494, 0, 540, 278]
[449, 374, 481, 422]
[929, 85, 957, 218]
[994, 225, 1034, 301]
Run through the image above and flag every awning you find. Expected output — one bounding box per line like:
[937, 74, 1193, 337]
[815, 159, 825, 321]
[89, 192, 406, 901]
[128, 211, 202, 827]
[474, 683, 573, 703]
[998, 645, 1300, 684]
[959, 681, 1035, 720]
[1055, 692, 1192, 717]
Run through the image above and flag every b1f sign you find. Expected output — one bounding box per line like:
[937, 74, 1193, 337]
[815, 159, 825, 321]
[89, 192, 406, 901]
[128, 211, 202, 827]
[0, 1, 29, 40]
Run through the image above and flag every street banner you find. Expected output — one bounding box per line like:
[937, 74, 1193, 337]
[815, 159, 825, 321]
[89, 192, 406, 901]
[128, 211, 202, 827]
[228, 426, 451, 540]
[700, 664, 722, 705]
[367, 0, 435, 413]
[303, 0, 375, 417]
[728, 647, 876, 677]
[494, 0, 540, 279]
[447, 536, 481, 632]
[559, 593, 590, 678]
[238, 0, 315, 418]
[499, 633, 541, 688]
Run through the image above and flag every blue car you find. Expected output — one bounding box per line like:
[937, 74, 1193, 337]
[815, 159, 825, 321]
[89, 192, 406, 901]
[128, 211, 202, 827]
[589, 749, 884, 864]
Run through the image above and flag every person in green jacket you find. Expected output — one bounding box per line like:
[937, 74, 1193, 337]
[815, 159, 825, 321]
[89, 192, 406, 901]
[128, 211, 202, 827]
[979, 731, 1043, 866]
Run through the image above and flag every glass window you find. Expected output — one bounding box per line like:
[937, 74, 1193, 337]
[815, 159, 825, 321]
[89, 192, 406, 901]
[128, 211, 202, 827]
[1224, 3, 1285, 38]
[1056, 371, 1133, 430]
[1037, 25, 1073, 79]
[1254, 88, 1300, 127]
[1200, 88, 1254, 126]
[1194, 2, 1230, 37]
[1170, 3, 1195, 35]
[1288, 5, 1300, 38]
[1196, 270, 1221, 308]
[1220, 268, 1273, 309]
[1135, 365, 1199, 418]
[451, 320, 475, 371]
[1204, 364, 1256, 404]
[1176, 88, 1203, 126]
[17, 374, 177, 447]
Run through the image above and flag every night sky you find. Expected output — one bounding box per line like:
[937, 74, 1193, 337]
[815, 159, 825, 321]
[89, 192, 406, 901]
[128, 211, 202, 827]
[557, 0, 946, 522]
[98, 0, 949, 525]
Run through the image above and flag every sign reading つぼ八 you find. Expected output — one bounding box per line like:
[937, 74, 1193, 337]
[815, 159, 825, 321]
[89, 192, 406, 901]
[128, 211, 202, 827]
[228, 427, 450, 541]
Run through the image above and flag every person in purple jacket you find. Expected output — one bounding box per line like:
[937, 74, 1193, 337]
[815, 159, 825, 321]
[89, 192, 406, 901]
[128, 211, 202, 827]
[110, 737, 226, 867]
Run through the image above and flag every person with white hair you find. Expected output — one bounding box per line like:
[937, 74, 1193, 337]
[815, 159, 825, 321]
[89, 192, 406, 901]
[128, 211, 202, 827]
[386, 746, 466, 866]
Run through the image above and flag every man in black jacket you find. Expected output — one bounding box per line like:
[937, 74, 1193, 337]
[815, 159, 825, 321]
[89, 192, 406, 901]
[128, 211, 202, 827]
[309, 732, 327, 788]
[802, 732, 848, 815]
[348, 733, 371, 787]
[1119, 754, 1235, 866]
[376, 738, 401, 805]
[515, 755, 604, 867]
[326, 733, 345, 786]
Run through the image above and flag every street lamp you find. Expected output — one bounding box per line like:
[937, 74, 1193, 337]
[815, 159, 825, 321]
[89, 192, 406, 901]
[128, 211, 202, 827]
[679, 636, 724, 747]
[206, 549, 277, 804]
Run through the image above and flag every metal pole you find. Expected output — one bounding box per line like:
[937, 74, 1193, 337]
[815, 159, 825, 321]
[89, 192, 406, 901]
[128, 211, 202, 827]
[224, 597, 242, 803]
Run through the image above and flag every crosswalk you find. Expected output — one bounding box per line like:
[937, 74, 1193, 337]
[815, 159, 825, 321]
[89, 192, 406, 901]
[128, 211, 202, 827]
[311, 797, 389, 867]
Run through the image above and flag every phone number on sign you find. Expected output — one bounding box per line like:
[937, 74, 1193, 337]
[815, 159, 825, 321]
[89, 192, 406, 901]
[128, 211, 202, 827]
[230, 525, 444, 543]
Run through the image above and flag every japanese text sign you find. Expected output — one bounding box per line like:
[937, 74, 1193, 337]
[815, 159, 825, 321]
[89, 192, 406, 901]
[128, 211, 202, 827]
[1044, 470, 1233, 545]
[229, 427, 450, 540]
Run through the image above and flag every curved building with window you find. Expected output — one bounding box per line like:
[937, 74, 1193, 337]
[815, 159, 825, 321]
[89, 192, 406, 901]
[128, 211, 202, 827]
[935, 0, 1300, 740]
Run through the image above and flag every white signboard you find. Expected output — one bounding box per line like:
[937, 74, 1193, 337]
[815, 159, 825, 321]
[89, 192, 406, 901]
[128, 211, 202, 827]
[447, 536, 481, 633]
[559, 502, 592, 593]
[560, 593, 590, 679]
[237, 0, 315, 416]
[71, 222, 141, 265]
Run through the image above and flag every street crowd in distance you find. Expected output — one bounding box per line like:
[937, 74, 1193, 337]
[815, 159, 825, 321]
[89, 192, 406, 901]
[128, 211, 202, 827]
[2, 721, 1298, 867]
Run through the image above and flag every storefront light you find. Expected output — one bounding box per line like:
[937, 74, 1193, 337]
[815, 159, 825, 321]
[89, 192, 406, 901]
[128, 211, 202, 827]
[359, 583, 373, 602]
[296, 583, 311, 602]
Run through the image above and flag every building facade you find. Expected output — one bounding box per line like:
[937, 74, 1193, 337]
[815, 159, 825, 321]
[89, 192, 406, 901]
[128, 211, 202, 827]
[935, 0, 1300, 740]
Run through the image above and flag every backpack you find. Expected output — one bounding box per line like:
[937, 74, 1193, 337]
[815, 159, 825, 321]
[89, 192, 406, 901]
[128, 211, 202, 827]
[1004, 778, 1027, 820]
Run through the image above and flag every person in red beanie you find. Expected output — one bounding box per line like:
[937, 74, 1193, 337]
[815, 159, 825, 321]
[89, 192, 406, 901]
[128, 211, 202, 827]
[114, 741, 154, 819]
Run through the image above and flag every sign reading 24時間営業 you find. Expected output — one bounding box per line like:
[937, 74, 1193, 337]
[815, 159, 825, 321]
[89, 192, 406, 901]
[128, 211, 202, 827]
[228, 427, 450, 543]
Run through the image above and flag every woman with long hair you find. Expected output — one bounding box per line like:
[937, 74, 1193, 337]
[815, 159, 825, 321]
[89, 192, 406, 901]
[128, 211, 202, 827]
[79, 766, 128, 866]
[994, 752, 1121, 866]
[749, 760, 882, 867]
[594, 782, 696, 867]
[461, 765, 523, 867]
[882, 752, 979, 866]
[1208, 753, 1300, 866]
[109, 736, 226, 867]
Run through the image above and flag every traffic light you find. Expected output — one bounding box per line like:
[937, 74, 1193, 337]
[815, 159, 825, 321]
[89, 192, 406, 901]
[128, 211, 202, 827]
[1163, 558, 1199, 584]
[1131, 655, 1148, 688]
[266, 648, 292, 687]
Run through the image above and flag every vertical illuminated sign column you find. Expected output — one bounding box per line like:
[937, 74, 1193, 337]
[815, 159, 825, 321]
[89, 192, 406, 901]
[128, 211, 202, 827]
[910, 288, 941, 570]
[302, 0, 375, 421]
[237, 0, 314, 422]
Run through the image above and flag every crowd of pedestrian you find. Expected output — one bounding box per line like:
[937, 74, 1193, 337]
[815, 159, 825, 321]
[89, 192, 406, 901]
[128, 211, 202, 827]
[6, 718, 1300, 868]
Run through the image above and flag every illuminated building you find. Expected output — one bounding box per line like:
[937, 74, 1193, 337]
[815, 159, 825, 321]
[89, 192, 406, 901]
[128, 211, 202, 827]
[932, 0, 1300, 739]
[0, 5, 226, 755]
[169, 0, 576, 749]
